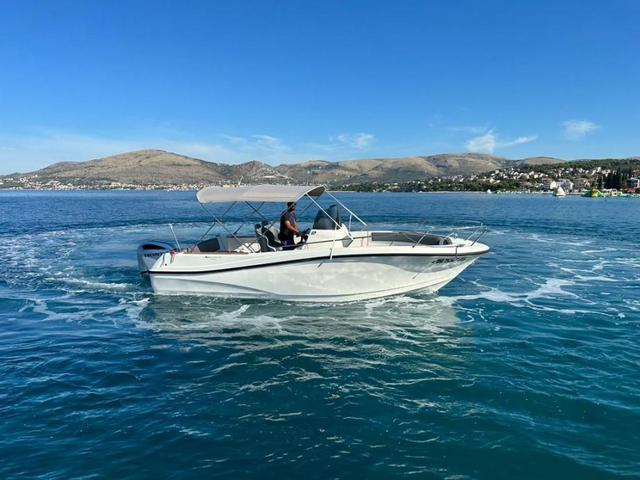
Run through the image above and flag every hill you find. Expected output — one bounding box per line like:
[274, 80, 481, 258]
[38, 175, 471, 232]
[2, 149, 568, 188]
[10, 150, 289, 187]
[31, 150, 227, 185]
[517, 156, 565, 166]
[273, 153, 563, 184]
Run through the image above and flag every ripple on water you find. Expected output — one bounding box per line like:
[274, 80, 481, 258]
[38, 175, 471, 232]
[1, 193, 640, 479]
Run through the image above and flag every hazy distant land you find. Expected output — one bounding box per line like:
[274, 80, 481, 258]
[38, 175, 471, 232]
[0, 149, 638, 191]
[0, 149, 564, 188]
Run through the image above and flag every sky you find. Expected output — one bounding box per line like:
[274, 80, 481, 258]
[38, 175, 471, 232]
[0, 0, 638, 173]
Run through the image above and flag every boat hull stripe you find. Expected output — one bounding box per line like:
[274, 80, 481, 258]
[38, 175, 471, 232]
[148, 250, 489, 276]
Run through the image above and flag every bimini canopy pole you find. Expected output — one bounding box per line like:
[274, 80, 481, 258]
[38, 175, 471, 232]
[193, 184, 326, 251]
[305, 193, 354, 241]
[324, 191, 368, 228]
[233, 202, 265, 235]
[243, 201, 277, 226]
[191, 201, 236, 250]
[197, 201, 259, 253]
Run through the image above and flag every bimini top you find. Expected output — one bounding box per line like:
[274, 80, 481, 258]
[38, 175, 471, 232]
[196, 184, 325, 204]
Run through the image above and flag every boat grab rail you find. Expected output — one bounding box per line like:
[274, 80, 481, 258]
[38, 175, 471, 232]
[385, 221, 488, 248]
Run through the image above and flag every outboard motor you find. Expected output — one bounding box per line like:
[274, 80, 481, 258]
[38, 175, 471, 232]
[137, 241, 174, 274]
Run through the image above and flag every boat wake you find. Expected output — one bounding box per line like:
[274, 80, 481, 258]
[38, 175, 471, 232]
[1, 220, 638, 336]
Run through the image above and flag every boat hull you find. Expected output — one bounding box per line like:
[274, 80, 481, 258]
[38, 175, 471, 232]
[147, 252, 482, 302]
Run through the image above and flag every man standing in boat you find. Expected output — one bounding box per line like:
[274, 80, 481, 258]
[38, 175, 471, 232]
[279, 202, 304, 250]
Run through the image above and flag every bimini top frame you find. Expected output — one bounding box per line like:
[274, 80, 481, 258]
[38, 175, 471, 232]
[197, 184, 326, 204]
[191, 184, 368, 254]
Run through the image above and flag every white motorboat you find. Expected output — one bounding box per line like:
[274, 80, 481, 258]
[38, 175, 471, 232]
[554, 186, 566, 197]
[137, 185, 490, 302]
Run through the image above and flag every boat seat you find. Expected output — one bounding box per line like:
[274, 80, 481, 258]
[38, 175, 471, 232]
[193, 237, 221, 253]
[313, 204, 341, 230]
[255, 221, 282, 252]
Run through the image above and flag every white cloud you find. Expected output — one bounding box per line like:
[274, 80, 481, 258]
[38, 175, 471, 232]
[562, 119, 599, 140]
[335, 132, 375, 149]
[218, 134, 246, 145]
[251, 134, 289, 151]
[214, 133, 290, 155]
[306, 132, 376, 154]
[465, 129, 537, 154]
[505, 135, 538, 147]
[465, 131, 497, 153]
[447, 125, 489, 135]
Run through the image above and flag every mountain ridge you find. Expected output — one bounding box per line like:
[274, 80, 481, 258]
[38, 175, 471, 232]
[2, 149, 571, 187]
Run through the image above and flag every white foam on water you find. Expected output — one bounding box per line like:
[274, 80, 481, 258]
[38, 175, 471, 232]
[525, 278, 579, 301]
[366, 324, 434, 345]
[132, 300, 291, 334]
[106, 297, 150, 322]
[525, 232, 597, 248]
[29, 298, 98, 322]
[527, 233, 554, 244]
[356, 294, 465, 340]
[562, 240, 595, 247]
[623, 299, 640, 311]
[215, 304, 250, 320]
[177, 427, 211, 438]
[58, 277, 136, 291]
[440, 277, 579, 308]
[17, 289, 151, 326]
[438, 288, 524, 308]
[363, 295, 425, 312]
[0, 224, 155, 311]
[495, 263, 518, 269]
[558, 267, 619, 283]
[525, 305, 614, 317]
[581, 247, 619, 255]
[5, 220, 638, 339]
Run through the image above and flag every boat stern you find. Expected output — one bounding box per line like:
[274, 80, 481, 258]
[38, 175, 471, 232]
[137, 241, 174, 274]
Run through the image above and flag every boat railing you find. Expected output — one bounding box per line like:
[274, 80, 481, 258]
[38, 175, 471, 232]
[450, 223, 489, 246]
[385, 220, 488, 248]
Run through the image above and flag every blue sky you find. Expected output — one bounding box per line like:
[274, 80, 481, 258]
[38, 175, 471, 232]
[0, 0, 638, 173]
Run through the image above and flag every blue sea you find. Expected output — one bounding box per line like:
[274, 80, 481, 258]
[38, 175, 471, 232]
[0, 191, 638, 479]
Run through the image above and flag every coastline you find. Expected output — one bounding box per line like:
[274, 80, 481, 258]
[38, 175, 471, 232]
[0, 188, 624, 198]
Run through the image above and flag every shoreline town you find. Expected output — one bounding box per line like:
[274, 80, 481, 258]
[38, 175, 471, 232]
[1, 158, 639, 197]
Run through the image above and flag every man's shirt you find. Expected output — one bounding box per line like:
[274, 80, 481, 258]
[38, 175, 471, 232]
[279, 211, 297, 240]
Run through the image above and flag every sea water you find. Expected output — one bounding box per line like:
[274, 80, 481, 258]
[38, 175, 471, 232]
[0, 191, 638, 479]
